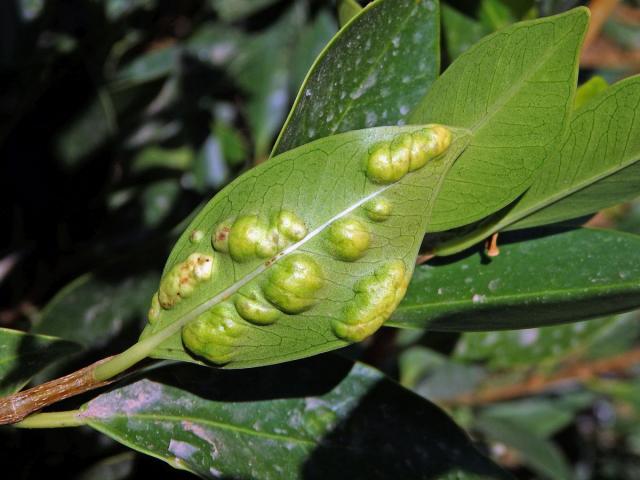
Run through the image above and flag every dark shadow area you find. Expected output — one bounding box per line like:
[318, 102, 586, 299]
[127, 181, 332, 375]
[301, 380, 508, 480]
[133, 352, 354, 402]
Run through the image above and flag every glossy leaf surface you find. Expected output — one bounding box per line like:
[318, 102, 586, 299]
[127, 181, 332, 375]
[272, 0, 440, 155]
[0, 328, 81, 396]
[408, 8, 589, 231]
[388, 228, 640, 331]
[141, 125, 470, 368]
[81, 356, 507, 480]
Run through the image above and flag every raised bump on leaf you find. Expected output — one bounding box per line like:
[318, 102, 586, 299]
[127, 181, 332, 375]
[228, 215, 276, 262]
[327, 217, 371, 261]
[148, 292, 161, 324]
[366, 125, 452, 183]
[189, 230, 205, 244]
[212, 217, 235, 253]
[157, 253, 215, 309]
[218, 211, 308, 262]
[263, 253, 324, 314]
[234, 288, 281, 325]
[182, 303, 247, 364]
[272, 210, 307, 245]
[409, 125, 452, 171]
[364, 197, 392, 222]
[332, 260, 409, 342]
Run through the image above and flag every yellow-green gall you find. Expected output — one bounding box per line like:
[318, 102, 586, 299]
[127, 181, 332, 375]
[364, 197, 392, 222]
[263, 254, 324, 314]
[389, 133, 412, 174]
[366, 143, 406, 184]
[228, 215, 277, 262]
[327, 217, 370, 261]
[148, 292, 161, 324]
[182, 303, 247, 364]
[332, 260, 410, 342]
[234, 289, 280, 325]
[189, 229, 205, 244]
[408, 125, 452, 171]
[212, 217, 235, 253]
[272, 210, 307, 245]
[157, 253, 215, 309]
[366, 126, 452, 183]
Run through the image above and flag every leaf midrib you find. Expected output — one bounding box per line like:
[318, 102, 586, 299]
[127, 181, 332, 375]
[90, 412, 318, 447]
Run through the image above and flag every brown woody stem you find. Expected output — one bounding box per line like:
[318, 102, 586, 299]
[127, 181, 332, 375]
[0, 356, 115, 425]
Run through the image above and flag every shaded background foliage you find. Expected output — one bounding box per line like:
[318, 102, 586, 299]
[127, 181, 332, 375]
[1, 0, 640, 478]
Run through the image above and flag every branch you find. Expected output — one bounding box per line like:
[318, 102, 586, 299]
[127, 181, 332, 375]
[446, 348, 640, 406]
[0, 357, 114, 425]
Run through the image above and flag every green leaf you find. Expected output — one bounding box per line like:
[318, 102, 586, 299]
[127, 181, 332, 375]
[475, 416, 572, 480]
[210, 0, 280, 22]
[408, 8, 589, 232]
[574, 75, 608, 110]
[437, 74, 640, 255]
[478, 393, 594, 438]
[504, 75, 640, 231]
[388, 228, 640, 331]
[478, 0, 515, 30]
[77, 452, 135, 480]
[338, 0, 363, 27]
[130, 146, 194, 173]
[81, 356, 508, 479]
[112, 46, 179, 89]
[442, 4, 489, 61]
[140, 125, 470, 368]
[400, 346, 487, 401]
[289, 11, 338, 94]
[34, 270, 159, 349]
[454, 316, 619, 370]
[228, 5, 305, 157]
[0, 328, 81, 396]
[272, 0, 440, 155]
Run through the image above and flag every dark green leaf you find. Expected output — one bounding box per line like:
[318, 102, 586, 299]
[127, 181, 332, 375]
[77, 452, 136, 480]
[229, 5, 305, 157]
[454, 316, 619, 369]
[409, 8, 589, 232]
[475, 416, 572, 480]
[478, 0, 515, 30]
[34, 270, 159, 349]
[0, 328, 81, 396]
[80, 356, 507, 479]
[442, 4, 489, 61]
[388, 228, 640, 331]
[141, 125, 470, 368]
[272, 0, 440, 155]
[400, 346, 487, 401]
[289, 11, 338, 93]
[210, 0, 280, 22]
[112, 46, 179, 89]
[478, 393, 594, 438]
